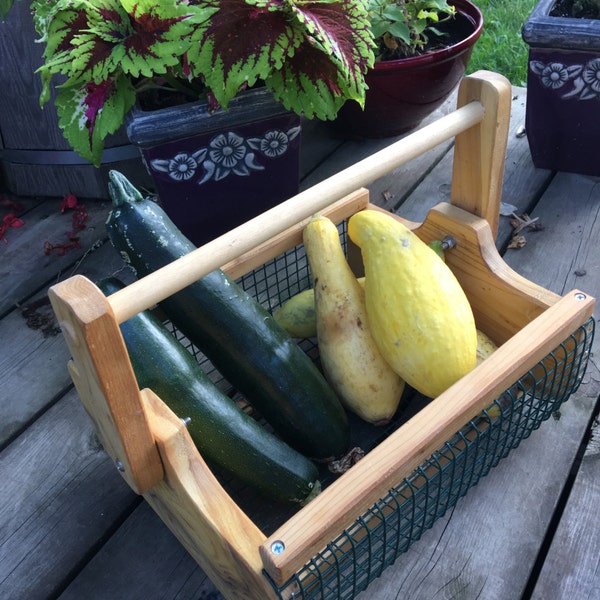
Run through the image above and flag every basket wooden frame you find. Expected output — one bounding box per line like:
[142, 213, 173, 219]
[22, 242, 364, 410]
[48, 71, 595, 600]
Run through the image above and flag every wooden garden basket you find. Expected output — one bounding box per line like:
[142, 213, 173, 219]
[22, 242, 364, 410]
[48, 72, 595, 600]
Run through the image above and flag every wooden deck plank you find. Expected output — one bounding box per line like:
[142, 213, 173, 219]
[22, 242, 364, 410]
[352, 365, 599, 600]
[0, 390, 138, 599]
[0, 241, 135, 449]
[501, 172, 600, 302]
[394, 88, 554, 248]
[518, 172, 600, 600]
[531, 419, 600, 600]
[57, 502, 218, 600]
[0, 198, 113, 316]
[300, 94, 460, 212]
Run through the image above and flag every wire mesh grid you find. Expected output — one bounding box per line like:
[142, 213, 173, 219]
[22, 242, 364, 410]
[267, 317, 594, 600]
[166, 221, 594, 600]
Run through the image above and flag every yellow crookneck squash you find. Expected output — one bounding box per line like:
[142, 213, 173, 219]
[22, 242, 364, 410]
[303, 214, 405, 425]
[347, 209, 477, 398]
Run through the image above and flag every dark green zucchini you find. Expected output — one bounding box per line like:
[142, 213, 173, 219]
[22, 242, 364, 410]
[97, 277, 320, 504]
[105, 171, 349, 461]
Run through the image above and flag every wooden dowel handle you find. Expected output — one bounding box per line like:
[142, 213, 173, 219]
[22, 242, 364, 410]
[108, 100, 485, 323]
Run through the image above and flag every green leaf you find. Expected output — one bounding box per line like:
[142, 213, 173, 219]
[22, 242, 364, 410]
[265, 42, 347, 120]
[186, 0, 302, 109]
[41, 0, 213, 85]
[283, 0, 374, 113]
[381, 5, 407, 21]
[387, 21, 411, 43]
[418, 9, 439, 22]
[0, 0, 15, 21]
[54, 74, 136, 166]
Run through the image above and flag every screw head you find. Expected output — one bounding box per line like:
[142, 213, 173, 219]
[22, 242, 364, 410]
[574, 293, 587, 301]
[115, 459, 125, 472]
[271, 541, 285, 555]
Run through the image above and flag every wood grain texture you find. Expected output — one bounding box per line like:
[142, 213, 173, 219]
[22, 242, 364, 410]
[352, 387, 597, 600]
[501, 172, 600, 304]
[451, 70, 512, 236]
[395, 88, 554, 248]
[58, 501, 219, 600]
[0, 241, 134, 448]
[141, 389, 276, 600]
[531, 419, 600, 600]
[300, 93, 460, 212]
[0, 198, 112, 316]
[506, 171, 600, 600]
[0, 391, 138, 600]
[48, 275, 164, 495]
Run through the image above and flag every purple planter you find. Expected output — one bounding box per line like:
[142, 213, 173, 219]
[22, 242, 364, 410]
[126, 87, 301, 247]
[332, 0, 483, 139]
[522, 0, 600, 175]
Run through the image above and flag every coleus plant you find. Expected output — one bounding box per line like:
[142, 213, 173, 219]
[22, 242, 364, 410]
[11, 0, 374, 166]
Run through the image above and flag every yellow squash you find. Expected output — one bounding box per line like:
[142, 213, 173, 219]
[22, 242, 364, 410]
[273, 289, 318, 338]
[476, 329, 498, 365]
[347, 209, 477, 398]
[303, 215, 405, 425]
[274, 240, 447, 339]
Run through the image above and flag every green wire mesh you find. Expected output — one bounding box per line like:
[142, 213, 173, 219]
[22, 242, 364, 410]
[265, 312, 594, 600]
[167, 221, 595, 600]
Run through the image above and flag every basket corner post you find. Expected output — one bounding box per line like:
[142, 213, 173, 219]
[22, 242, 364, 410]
[48, 274, 164, 495]
[451, 70, 513, 237]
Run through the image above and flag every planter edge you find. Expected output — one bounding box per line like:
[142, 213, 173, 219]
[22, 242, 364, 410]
[522, 0, 600, 50]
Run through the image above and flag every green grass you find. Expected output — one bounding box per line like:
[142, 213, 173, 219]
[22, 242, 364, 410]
[466, 0, 537, 86]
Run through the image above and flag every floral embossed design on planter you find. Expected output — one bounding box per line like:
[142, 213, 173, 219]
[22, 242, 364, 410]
[129, 102, 303, 248]
[530, 58, 600, 99]
[522, 0, 600, 175]
[150, 126, 301, 185]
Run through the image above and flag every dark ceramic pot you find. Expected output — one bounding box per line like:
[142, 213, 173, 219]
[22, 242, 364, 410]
[332, 0, 483, 139]
[522, 0, 600, 176]
[126, 87, 301, 247]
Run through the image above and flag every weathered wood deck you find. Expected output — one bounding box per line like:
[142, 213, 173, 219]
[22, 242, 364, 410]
[1, 85, 598, 600]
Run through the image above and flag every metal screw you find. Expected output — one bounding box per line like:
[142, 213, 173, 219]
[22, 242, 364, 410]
[574, 293, 587, 301]
[441, 235, 457, 251]
[271, 541, 285, 555]
[181, 417, 191, 427]
[115, 459, 125, 472]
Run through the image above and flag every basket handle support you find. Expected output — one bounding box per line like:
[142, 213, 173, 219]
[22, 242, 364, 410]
[48, 276, 164, 494]
[450, 70, 512, 238]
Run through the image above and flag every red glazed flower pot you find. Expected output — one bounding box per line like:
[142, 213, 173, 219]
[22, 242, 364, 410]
[332, 0, 483, 139]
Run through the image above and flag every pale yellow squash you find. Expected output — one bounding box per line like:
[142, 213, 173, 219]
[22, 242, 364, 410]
[476, 329, 498, 365]
[273, 289, 318, 338]
[303, 215, 405, 425]
[347, 209, 477, 398]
